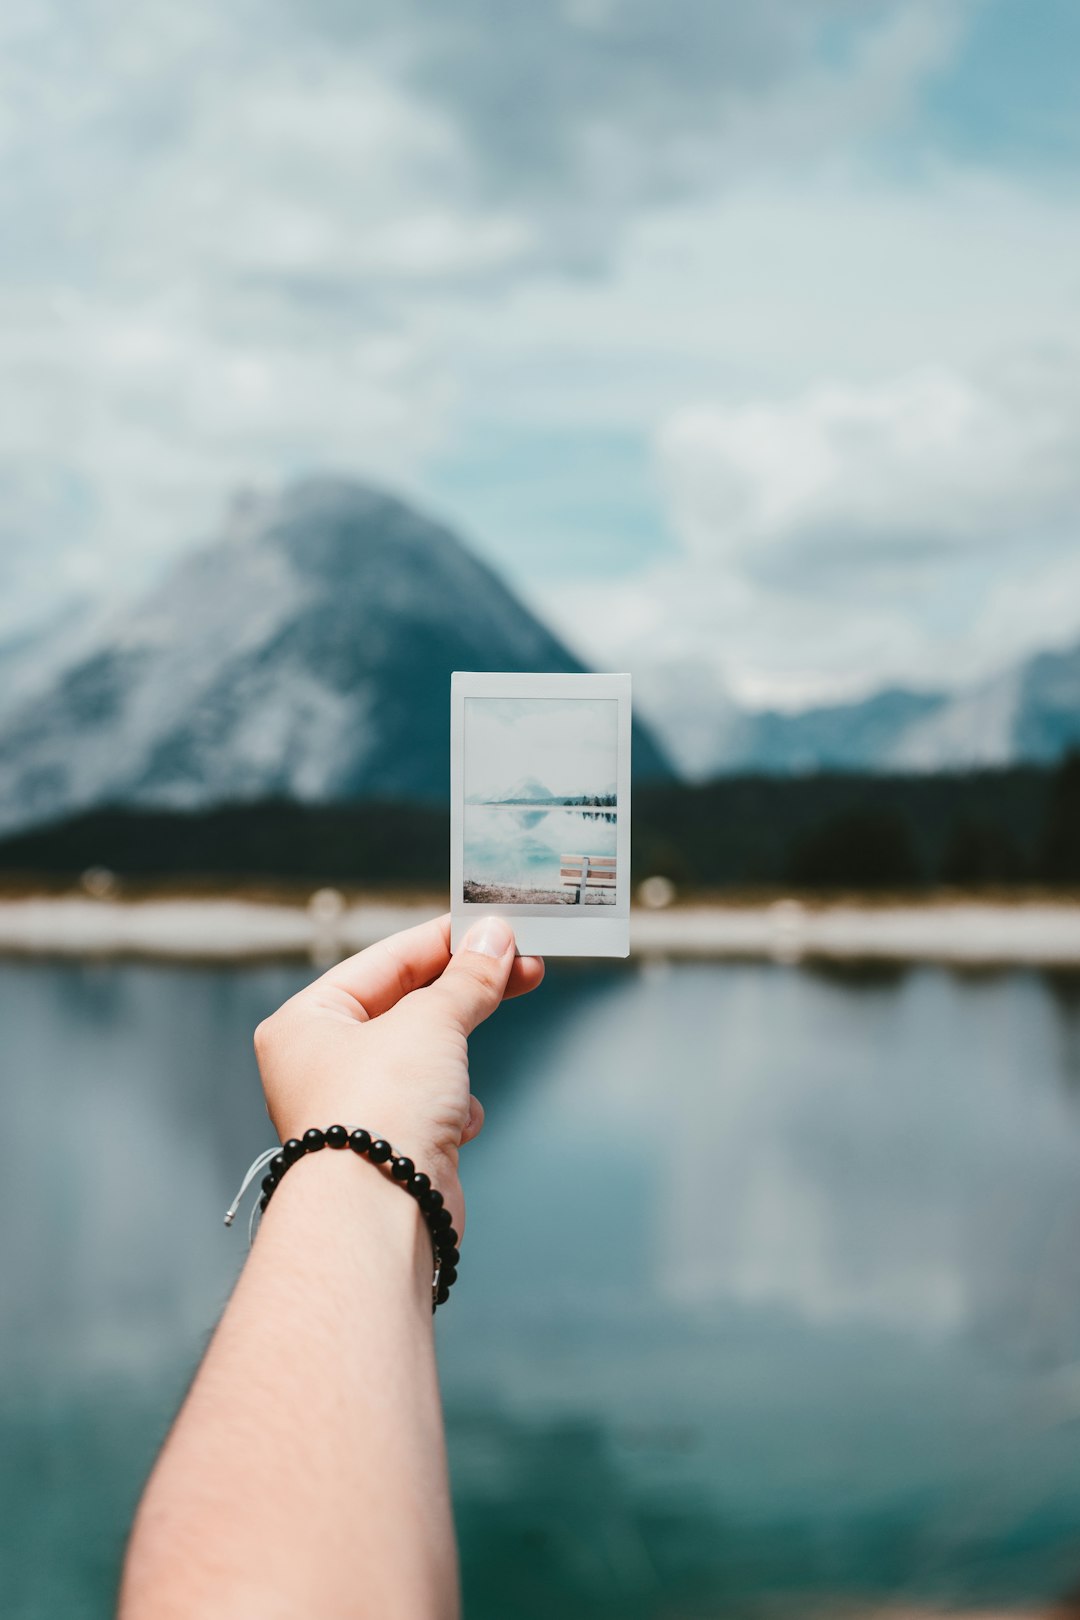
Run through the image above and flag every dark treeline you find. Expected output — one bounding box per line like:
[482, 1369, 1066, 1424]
[635, 755, 1080, 889]
[0, 801, 449, 888]
[499, 793, 617, 807]
[0, 756, 1078, 891]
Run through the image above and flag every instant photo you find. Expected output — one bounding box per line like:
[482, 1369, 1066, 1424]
[450, 673, 631, 957]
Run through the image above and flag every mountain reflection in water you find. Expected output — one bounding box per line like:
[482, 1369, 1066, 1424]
[464, 803, 618, 892]
[4, 956, 1080, 1618]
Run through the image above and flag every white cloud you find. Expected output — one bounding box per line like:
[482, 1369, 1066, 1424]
[0, 0, 976, 638]
[546, 356, 1080, 708]
[465, 697, 618, 801]
[660, 361, 1080, 562]
[0, 56, 502, 631]
[441, 163, 1080, 439]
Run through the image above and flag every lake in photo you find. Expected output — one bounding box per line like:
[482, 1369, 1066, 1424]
[4, 952, 1080, 1618]
[463, 802, 618, 904]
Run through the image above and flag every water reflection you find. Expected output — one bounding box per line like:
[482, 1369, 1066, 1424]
[464, 803, 618, 892]
[4, 957, 1080, 1616]
[456, 965, 1080, 1351]
[1044, 971, 1080, 1094]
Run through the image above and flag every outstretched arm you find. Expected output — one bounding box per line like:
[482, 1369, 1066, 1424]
[119, 914, 542, 1620]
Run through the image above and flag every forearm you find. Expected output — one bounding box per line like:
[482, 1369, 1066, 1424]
[119, 1150, 458, 1620]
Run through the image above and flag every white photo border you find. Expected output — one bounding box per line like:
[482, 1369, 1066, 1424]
[450, 672, 631, 959]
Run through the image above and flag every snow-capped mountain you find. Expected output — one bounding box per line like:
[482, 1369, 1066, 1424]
[0, 595, 109, 721]
[3, 472, 1075, 835]
[0, 477, 674, 836]
[468, 776, 620, 804]
[490, 776, 556, 803]
[637, 639, 1080, 779]
[464, 775, 556, 805]
[892, 640, 1080, 770]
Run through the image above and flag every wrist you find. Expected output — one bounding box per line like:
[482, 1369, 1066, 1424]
[264, 1146, 436, 1303]
[270, 1111, 462, 1224]
[248, 1123, 465, 1309]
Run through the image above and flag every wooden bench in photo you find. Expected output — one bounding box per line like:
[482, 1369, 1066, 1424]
[561, 853, 617, 904]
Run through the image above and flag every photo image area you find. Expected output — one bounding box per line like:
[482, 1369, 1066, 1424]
[463, 696, 619, 907]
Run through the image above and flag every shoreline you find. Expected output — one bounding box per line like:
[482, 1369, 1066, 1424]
[1, 892, 1079, 965]
[463, 879, 615, 906]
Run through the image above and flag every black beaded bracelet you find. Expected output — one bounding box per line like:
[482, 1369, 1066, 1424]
[224, 1125, 460, 1312]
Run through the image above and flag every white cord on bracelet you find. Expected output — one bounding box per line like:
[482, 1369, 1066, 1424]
[224, 1146, 279, 1230]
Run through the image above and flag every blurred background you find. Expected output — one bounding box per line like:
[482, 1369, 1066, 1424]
[2, 2, 1080, 1616]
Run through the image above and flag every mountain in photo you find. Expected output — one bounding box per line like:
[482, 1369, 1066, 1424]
[491, 775, 556, 803]
[465, 774, 556, 805]
[0, 477, 674, 836]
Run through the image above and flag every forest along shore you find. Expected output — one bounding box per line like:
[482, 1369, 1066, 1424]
[0, 893, 1079, 964]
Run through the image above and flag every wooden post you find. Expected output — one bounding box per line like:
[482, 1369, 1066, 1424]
[578, 853, 589, 904]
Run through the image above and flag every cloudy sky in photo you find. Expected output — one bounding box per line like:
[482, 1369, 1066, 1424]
[2, 0, 1079, 706]
[465, 697, 618, 801]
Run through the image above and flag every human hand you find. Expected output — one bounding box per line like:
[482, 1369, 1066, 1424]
[253, 914, 544, 1237]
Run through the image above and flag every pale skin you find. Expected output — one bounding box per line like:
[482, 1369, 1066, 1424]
[118, 913, 543, 1620]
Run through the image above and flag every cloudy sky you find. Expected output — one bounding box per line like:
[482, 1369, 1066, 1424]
[3, 0, 1079, 708]
[465, 697, 618, 801]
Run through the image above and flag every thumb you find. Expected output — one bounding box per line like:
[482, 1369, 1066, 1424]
[431, 916, 516, 1035]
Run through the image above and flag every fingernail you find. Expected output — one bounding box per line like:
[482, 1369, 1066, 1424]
[462, 916, 513, 958]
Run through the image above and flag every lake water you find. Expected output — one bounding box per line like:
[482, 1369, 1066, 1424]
[4, 954, 1080, 1617]
[464, 804, 617, 895]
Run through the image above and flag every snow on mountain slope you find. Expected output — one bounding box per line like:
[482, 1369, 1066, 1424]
[492, 776, 556, 803]
[637, 640, 1080, 779]
[1013, 640, 1080, 760]
[887, 667, 1022, 770]
[0, 596, 114, 724]
[0, 477, 674, 836]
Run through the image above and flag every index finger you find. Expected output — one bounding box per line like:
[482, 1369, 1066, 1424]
[314, 914, 453, 1019]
